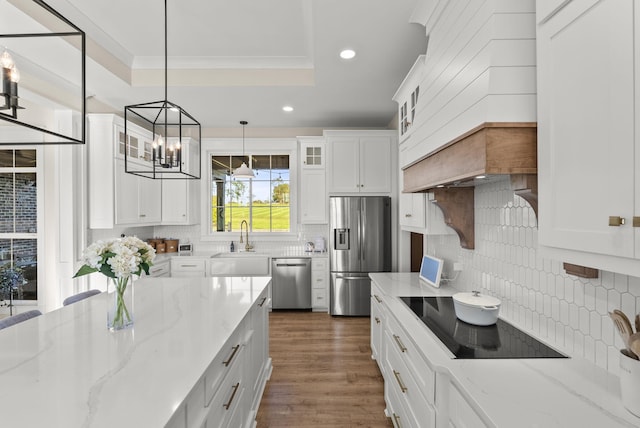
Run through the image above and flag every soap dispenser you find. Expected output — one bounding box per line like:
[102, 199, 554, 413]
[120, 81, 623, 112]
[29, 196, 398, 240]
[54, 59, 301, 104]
[230, 241, 235, 252]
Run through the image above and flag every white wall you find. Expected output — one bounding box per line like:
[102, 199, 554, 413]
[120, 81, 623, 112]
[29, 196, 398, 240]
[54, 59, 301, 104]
[427, 177, 639, 377]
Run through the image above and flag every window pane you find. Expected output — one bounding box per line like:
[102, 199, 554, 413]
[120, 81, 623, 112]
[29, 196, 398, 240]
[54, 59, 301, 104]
[210, 153, 290, 233]
[0, 239, 37, 301]
[15, 173, 36, 233]
[0, 150, 12, 167]
[15, 150, 36, 167]
[0, 173, 13, 233]
[271, 207, 290, 232]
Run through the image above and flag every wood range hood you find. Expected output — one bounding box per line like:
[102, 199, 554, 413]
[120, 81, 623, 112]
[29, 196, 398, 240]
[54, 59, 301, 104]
[403, 122, 537, 249]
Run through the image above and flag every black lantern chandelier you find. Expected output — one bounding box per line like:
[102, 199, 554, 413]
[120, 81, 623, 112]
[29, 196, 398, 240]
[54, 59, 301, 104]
[124, 0, 201, 179]
[0, 0, 86, 145]
[0, 49, 23, 118]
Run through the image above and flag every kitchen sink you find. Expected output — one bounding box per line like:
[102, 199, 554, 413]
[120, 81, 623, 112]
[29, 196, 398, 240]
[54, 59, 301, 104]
[209, 252, 270, 276]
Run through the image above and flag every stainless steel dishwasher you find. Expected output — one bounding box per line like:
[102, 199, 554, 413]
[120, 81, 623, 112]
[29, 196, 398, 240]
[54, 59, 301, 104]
[271, 257, 311, 310]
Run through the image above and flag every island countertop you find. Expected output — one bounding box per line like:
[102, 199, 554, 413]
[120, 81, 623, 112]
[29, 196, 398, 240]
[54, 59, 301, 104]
[0, 276, 271, 427]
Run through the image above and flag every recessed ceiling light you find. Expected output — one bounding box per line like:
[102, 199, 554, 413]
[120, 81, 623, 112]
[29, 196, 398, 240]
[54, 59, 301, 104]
[475, 175, 486, 179]
[282, 105, 294, 112]
[340, 49, 356, 59]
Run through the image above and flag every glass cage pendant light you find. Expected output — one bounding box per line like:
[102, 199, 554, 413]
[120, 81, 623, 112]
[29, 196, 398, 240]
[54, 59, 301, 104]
[233, 120, 254, 178]
[123, 0, 201, 179]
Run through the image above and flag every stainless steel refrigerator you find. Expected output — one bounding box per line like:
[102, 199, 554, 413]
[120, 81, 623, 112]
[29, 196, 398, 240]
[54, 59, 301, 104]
[329, 196, 391, 316]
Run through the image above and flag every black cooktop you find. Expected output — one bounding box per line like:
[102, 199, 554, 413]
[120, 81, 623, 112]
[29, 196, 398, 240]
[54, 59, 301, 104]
[399, 296, 567, 359]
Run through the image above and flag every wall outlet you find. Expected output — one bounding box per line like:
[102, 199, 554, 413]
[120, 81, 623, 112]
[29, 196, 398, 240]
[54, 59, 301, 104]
[453, 262, 463, 272]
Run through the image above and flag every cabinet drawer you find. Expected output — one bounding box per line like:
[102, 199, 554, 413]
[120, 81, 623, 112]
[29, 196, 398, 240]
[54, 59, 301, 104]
[386, 312, 435, 406]
[385, 329, 436, 427]
[312, 288, 327, 307]
[172, 259, 206, 271]
[205, 353, 244, 428]
[311, 257, 328, 270]
[448, 383, 490, 428]
[150, 262, 170, 277]
[204, 331, 244, 406]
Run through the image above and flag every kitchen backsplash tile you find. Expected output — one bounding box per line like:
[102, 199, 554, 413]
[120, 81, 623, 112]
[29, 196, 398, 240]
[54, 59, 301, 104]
[427, 177, 639, 376]
[153, 223, 328, 255]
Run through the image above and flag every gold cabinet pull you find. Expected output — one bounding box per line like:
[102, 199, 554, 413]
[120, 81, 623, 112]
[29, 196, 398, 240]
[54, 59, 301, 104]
[258, 297, 267, 307]
[223, 345, 240, 367]
[393, 334, 407, 352]
[373, 294, 382, 303]
[375, 317, 380, 324]
[223, 382, 240, 410]
[393, 370, 408, 393]
[634, 217, 640, 227]
[392, 413, 402, 428]
[609, 216, 626, 226]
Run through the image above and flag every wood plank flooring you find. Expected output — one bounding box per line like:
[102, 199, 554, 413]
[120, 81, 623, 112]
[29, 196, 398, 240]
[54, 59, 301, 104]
[256, 312, 392, 428]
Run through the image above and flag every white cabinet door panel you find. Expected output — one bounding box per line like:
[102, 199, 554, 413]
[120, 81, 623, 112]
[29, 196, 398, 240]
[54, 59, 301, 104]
[538, 0, 635, 258]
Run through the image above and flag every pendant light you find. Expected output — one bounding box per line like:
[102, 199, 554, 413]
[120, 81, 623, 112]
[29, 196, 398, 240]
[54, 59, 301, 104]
[233, 120, 255, 178]
[124, 0, 201, 179]
[0, 0, 86, 145]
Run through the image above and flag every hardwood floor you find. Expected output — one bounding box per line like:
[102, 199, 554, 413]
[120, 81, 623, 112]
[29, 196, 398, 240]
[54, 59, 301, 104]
[256, 312, 392, 428]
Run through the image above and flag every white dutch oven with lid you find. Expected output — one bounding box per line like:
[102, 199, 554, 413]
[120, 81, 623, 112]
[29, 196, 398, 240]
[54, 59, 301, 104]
[452, 291, 501, 326]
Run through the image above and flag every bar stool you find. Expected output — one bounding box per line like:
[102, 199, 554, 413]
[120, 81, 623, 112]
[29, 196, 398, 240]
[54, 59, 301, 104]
[0, 309, 42, 330]
[62, 289, 101, 306]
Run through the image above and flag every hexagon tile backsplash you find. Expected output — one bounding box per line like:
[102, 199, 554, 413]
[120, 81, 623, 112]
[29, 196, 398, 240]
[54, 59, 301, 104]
[427, 177, 640, 376]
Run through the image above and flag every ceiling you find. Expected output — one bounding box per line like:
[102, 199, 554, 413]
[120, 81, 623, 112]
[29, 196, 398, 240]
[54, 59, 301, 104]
[6, 0, 428, 131]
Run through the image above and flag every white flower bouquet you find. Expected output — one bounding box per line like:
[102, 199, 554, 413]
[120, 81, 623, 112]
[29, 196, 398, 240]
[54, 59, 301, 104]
[74, 236, 155, 330]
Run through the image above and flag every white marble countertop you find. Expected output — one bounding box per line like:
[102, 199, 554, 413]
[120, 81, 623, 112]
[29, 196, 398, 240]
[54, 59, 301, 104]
[370, 272, 640, 428]
[0, 276, 271, 428]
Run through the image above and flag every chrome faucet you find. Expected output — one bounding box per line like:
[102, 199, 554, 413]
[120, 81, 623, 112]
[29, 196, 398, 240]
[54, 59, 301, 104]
[239, 220, 253, 251]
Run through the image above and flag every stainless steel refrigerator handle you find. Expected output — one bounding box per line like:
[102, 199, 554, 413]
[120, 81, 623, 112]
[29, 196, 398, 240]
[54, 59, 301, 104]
[361, 203, 366, 262]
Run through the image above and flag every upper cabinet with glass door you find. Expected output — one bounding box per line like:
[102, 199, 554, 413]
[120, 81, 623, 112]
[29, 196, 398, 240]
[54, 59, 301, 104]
[393, 55, 425, 144]
[300, 138, 325, 169]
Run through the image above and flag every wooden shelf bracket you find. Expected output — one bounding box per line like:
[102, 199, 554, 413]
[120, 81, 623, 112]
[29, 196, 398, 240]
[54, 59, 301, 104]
[431, 187, 475, 249]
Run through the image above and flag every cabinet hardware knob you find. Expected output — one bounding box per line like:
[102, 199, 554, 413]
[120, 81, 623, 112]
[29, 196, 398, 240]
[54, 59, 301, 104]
[375, 317, 380, 324]
[609, 216, 625, 226]
[258, 297, 267, 307]
[393, 334, 407, 353]
[634, 217, 640, 228]
[393, 370, 408, 393]
[373, 295, 382, 304]
[405, 214, 412, 217]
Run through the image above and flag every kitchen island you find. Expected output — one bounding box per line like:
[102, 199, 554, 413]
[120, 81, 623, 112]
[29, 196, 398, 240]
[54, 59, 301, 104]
[370, 272, 639, 427]
[0, 276, 271, 428]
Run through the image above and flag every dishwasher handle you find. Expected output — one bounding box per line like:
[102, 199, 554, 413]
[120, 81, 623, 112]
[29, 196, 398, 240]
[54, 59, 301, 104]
[275, 263, 308, 267]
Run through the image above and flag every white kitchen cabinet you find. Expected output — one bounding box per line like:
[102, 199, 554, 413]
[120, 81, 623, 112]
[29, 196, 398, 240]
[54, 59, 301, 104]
[370, 286, 385, 369]
[87, 114, 162, 228]
[299, 137, 327, 224]
[245, 286, 271, 420]
[393, 55, 425, 144]
[149, 258, 171, 277]
[399, 193, 425, 230]
[311, 257, 328, 311]
[325, 131, 396, 194]
[537, 0, 640, 275]
[114, 159, 161, 225]
[300, 138, 325, 168]
[171, 258, 207, 277]
[161, 178, 200, 225]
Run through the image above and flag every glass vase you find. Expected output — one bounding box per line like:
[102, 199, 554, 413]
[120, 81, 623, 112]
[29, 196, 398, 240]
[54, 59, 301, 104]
[107, 276, 134, 331]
